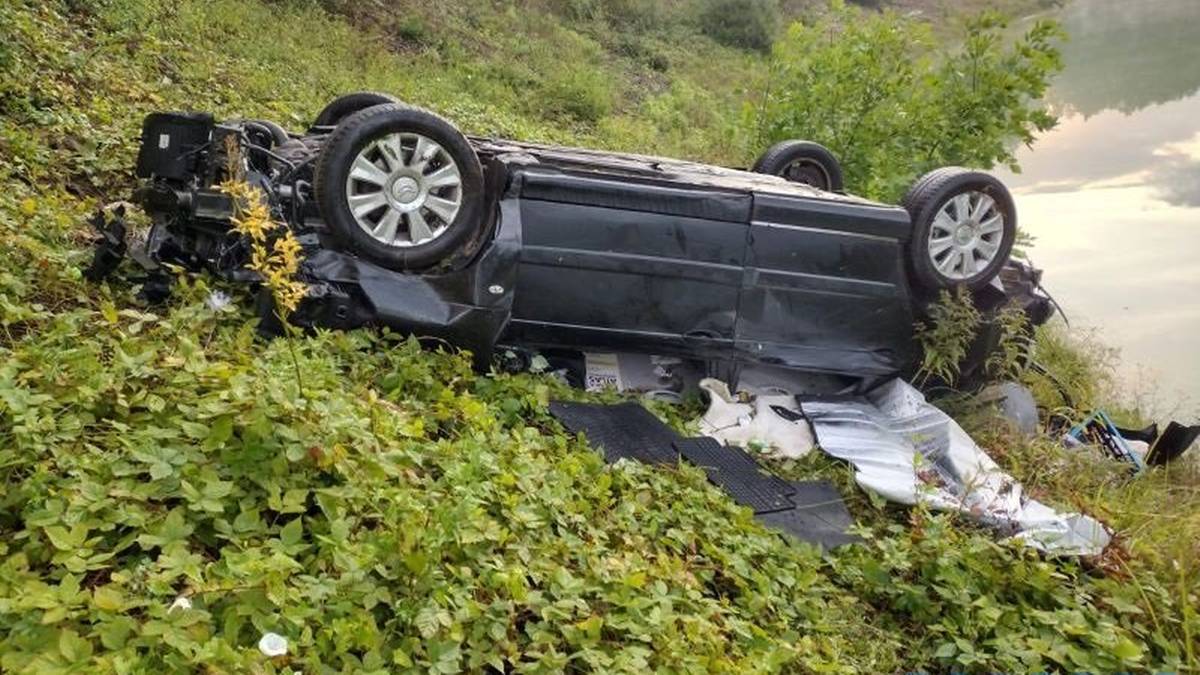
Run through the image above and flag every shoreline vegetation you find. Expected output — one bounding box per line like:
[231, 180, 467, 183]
[1, 0, 1196, 671]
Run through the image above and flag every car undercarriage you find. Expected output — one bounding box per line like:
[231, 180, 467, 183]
[87, 93, 1055, 389]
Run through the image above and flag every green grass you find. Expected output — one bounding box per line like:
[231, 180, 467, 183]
[1, 0, 1197, 671]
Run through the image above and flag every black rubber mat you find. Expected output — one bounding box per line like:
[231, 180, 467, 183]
[756, 480, 860, 551]
[549, 401, 679, 465]
[674, 437, 796, 514]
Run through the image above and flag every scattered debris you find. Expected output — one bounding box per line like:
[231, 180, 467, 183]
[1145, 421, 1200, 465]
[674, 437, 797, 513]
[1067, 412, 1200, 469]
[548, 401, 678, 465]
[258, 632, 288, 657]
[974, 381, 1039, 437]
[549, 401, 858, 549]
[801, 379, 1111, 556]
[1064, 410, 1146, 471]
[697, 379, 814, 459]
[756, 481, 861, 551]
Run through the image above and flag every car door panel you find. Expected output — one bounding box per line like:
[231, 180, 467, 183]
[506, 170, 749, 352]
[736, 194, 919, 375]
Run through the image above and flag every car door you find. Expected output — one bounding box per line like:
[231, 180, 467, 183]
[735, 193, 919, 376]
[505, 167, 751, 356]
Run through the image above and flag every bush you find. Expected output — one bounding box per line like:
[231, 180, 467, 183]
[538, 62, 614, 124]
[753, 8, 1063, 200]
[697, 0, 780, 52]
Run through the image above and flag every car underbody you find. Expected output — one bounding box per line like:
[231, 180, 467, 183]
[88, 100, 1055, 390]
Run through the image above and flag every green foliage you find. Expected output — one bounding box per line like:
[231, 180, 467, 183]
[0, 291, 870, 670]
[1022, 323, 1122, 418]
[697, 0, 782, 52]
[913, 287, 982, 386]
[757, 6, 1064, 200]
[985, 302, 1034, 380]
[539, 61, 615, 123]
[831, 514, 1182, 672]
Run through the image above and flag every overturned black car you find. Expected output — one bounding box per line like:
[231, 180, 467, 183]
[93, 91, 1053, 385]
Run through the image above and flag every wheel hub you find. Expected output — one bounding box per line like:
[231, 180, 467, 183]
[390, 176, 421, 204]
[953, 223, 975, 246]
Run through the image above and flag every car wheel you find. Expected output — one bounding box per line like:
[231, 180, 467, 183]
[313, 103, 486, 271]
[752, 140, 844, 192]
[903, 167, 1016, 291]
[313, 91, 401, 127]
[244, 119, 290, 147]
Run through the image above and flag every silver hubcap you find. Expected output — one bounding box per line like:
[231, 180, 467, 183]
[928, 190, 1004, 280]
[344, 132, 463, 247]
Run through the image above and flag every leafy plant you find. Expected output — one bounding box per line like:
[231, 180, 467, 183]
[913, 287, 982, 386]
[985, 301, 1033, 380]
[755, 6, 1064, 201]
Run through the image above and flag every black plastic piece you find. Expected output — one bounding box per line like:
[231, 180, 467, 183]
[548, 401, 679, 465]
[1146, 422, 1200, 466]
[136, 112, 213, 180]
[84, 208, 128, 282]
[755, 480, 860, 550]
[1115, 423, 1159, 445]
[674, 437, 795, 514]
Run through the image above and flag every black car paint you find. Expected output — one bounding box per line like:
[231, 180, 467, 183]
[287, 147, 923, 377]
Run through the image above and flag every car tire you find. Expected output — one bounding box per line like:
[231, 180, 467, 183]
[752, 140, 844, 192]
[903, 167, 1016, 291]
[245, 119, 290, 147]
[314, 103, 486, 272]
[313, 91, 401, 127]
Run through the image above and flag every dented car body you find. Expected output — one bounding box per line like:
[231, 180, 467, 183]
[93, 100, 1054, 383]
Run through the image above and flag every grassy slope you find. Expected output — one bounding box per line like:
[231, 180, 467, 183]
[1, 0, 1197, 672]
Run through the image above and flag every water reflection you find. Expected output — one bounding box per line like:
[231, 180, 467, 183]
[1048, 0, 1200, 116]
[997, 0, 1200, 412]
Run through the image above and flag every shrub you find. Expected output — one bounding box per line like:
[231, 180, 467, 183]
[697, 0, 781, 52]
[538, 63, 614, 124]
[754, 7, 1063, 200]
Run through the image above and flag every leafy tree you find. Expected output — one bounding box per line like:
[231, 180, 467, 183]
[753, 6, 1064, 200]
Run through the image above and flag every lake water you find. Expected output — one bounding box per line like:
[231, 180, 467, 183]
[995, 0, 1200, 416]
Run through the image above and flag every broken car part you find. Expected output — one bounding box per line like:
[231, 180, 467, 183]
[973, 381, 1040, 437]
[800, 379, 1111, 556]
[1064, 410, 1147, 472]
[674, 437, 797, 514]
[755, 481, 861, 551]
[548, 402, 858, 549]
[547, 401, 679, 465]
[697, 379, 815, 459]
[1116, 420, 1200, 466]
[90, 93, 1054, 381]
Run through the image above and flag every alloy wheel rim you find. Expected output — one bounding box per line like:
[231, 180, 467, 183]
[927, 190, 1004, 280]
[343, 132, 463, 247]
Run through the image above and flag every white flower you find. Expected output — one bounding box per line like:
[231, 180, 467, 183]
[258, 632, 288, 656]
[206, 290, 233, 312]
[168, 596, 192, 613]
